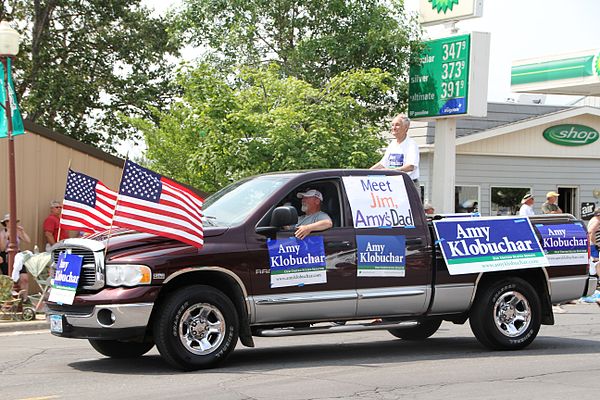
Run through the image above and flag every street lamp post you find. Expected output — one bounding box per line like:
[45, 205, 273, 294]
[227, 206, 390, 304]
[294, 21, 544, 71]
[0, 21, 21, 278]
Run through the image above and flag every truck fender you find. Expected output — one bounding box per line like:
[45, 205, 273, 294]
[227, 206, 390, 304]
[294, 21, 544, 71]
[154, 266, 255, 347]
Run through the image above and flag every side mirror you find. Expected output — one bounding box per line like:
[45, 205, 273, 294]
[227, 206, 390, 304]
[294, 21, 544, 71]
[255, 206, 298, 235]
[271, 205, 298, 227]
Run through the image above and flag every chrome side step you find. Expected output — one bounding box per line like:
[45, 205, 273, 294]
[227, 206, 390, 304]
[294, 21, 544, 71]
[254, 320, 419, 337]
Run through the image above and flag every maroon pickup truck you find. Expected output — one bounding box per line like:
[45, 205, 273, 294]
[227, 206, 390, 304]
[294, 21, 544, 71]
[47, 169, 597, 370]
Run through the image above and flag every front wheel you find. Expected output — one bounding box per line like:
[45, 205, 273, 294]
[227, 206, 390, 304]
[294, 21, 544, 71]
[469, 278, 541, 350]
[89, 339, 154, 358]
[153, 285, 239, 371]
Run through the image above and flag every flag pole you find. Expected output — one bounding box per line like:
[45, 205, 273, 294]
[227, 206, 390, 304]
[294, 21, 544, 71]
[104, 155, 128, 260]
[56, 159, 72, 247]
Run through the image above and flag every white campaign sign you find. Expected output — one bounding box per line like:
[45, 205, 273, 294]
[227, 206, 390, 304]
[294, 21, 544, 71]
[342, 176, 414, 229]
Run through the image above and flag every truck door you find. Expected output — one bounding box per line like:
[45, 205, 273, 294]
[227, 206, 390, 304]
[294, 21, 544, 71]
[246, 178, 357, 324]
[343, 174, 432, 317]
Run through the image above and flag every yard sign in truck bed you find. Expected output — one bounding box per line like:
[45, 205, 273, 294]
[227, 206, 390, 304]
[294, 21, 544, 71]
[46, 170, 597, 370]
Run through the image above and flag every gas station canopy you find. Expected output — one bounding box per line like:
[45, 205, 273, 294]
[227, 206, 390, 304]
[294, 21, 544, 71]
[511, 49, 600, 96]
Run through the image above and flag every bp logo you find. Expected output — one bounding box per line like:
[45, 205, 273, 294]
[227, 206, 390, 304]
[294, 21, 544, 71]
[429, 0, 460, 13]
[543, 124, 599, 146]
[596, 51, 600, 76]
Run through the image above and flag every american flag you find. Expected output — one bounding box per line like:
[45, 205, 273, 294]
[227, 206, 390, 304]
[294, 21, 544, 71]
[61, 169, 118, 233]
[113, 160, 204, 248]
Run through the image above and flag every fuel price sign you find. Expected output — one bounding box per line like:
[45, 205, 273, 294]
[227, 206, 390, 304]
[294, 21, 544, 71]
[408, 32, 489, 119]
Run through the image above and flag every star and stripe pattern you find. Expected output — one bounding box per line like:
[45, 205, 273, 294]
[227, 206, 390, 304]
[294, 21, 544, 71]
[60, 169, 117, 233]
[112, 160, 204, 248]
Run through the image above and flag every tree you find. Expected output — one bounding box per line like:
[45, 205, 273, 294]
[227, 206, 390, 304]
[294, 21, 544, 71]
[0, 0, 180, 151]
[135, 63, 389, 192]
[174, 0, 421, 118]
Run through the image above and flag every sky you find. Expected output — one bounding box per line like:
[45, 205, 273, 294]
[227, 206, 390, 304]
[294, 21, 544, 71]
[144, 0, 600, 106]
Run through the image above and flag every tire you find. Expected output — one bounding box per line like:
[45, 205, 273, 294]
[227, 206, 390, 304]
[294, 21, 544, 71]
[22, 307, 35, 321]
[153, 285, 239, 371]
[89, 339, 154, 358]
[469, 278, 541, 350]
[388, 318, 442, 340]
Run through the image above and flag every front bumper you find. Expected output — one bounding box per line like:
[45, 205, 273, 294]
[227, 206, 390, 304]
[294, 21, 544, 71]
[49, 303, 154, 340]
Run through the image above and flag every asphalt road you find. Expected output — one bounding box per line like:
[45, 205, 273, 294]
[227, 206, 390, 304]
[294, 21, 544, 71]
[3, 303, 600, 400]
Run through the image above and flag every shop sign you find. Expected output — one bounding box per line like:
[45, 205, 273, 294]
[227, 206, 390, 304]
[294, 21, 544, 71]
[543, 124, 599, 146]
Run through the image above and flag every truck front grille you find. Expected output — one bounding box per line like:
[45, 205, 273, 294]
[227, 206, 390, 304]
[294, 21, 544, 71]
[51, 241, 105, 291]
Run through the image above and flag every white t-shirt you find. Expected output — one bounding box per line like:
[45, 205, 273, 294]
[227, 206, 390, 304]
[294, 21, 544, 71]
[379, 137, 419, 180]
[518, 204, 534, 216]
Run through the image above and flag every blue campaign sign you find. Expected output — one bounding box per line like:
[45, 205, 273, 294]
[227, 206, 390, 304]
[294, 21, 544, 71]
[267, 236, 327, 288]
[535, 223, 588, 266]
[267, 236, 326, 273]
[433, 217, 548, 275]
[54, 252, 83, 290]
[357, 235, 406, 277]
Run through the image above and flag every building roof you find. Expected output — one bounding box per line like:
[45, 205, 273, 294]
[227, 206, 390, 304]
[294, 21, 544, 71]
[422, 102, 569, 144]
[24, 119, 124, 167]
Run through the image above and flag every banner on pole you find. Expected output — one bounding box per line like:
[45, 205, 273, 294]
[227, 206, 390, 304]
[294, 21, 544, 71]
[0, 58, 24, 138]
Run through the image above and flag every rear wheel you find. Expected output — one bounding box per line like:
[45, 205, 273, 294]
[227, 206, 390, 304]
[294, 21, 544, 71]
[89, 339, 154, 358]
[388, 318, 442, 340]
[469, 278, 541, 350]
[153, 285, 239, 371]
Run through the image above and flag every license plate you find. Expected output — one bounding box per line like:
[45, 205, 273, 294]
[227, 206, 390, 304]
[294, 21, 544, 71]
[50, 315, 63, 333]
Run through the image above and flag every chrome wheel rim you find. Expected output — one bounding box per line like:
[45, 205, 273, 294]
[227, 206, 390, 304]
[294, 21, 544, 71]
[494, 291, 531, 337]
[178, 303, 226, 355]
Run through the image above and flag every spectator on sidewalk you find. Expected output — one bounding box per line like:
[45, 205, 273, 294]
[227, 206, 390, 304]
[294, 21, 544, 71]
[518, 193, 535, 216]
[542, 191, 562, 214]
[0, 214, 31, 291]
[43, 200, 69, 251]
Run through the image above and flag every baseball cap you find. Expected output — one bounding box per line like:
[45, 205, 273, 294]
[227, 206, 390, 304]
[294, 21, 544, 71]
[546, 191, 560, 198]
[1, 213, 19, 225]
[521, 193, 533, 204]
[297, 189, 323, 201]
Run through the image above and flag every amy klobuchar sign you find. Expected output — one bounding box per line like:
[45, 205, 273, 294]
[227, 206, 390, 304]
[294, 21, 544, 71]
[535, 223, 588, 266]
[433, 217, 548, 275]
[268, 236, 326, 288]
[357, 235, 406, 277]
[48, 252, 83, 305]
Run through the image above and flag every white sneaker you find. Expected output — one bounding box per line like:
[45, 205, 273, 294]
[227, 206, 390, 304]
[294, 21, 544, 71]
[552, 305, 566, 314]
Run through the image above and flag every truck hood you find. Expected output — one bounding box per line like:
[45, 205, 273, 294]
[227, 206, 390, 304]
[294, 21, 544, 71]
[84, 226, 229, 254]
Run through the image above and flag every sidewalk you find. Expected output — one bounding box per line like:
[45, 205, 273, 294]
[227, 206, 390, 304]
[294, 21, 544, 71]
[0, 313, 49, 333]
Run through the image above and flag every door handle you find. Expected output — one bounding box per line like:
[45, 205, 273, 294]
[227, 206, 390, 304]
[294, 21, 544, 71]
[327, 241, 352, 249]
[406, 238, 424, 246]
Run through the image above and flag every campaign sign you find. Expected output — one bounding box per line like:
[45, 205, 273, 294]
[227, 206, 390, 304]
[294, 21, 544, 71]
[433, 217, 548, 275]
[388, 154, 405, 168]
[268, 236, 326, 288]
[342, 176, 413, 229]
[535, 223, 588, 266]
[48, 252, 83, 305]
[357, 235, 406, 277]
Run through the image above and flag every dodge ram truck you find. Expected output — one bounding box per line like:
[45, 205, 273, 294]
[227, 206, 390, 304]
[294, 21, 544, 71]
[47, 169, 597, 370]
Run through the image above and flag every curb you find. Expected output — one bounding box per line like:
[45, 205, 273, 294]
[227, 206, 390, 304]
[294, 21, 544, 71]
[0, 316, 49, 333]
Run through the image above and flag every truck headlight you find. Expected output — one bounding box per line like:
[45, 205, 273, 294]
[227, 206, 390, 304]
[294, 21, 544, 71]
[105, 264, 152, 287]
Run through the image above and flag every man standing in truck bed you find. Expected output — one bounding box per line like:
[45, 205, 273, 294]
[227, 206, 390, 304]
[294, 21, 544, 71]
[370, 114, 420, 191]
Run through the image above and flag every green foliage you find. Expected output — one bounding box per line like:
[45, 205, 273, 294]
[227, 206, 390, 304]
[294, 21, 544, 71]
[174, 0, 421, 116]
[136, 64, 387, 192]
[0, 0, 180, 151]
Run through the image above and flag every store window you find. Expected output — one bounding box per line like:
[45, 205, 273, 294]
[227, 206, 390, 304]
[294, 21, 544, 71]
[491, 187, 530, 216]
[455, 186, 480, 213]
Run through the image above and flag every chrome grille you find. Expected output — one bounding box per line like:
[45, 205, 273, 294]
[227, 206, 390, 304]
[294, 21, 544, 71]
[52, 243, 104, 290]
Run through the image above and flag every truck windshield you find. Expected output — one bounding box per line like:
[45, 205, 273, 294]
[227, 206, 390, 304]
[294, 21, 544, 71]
[202, 175, 291, 226]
